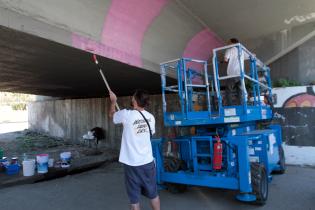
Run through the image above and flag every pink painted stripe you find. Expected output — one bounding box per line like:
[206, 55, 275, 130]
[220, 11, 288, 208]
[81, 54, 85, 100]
[183, 29, 224, 60]
[72, 33, 141, 65]
[183, 29, 223, 83]
[72, 0, 168, 67]
[101, 0, 168, 67]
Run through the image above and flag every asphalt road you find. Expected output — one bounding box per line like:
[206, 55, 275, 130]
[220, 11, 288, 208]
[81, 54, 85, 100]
[0, 163, 314, 210]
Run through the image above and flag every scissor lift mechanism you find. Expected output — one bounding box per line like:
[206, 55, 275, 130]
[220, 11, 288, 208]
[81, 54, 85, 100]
[152, 43, 285, 205]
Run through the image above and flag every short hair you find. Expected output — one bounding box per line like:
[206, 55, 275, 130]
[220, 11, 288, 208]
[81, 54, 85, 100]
[133, 89, 150, 108]
[230, 38, 239, 43]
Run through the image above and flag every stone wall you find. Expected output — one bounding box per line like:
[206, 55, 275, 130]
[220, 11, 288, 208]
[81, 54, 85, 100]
[29, 89, 315, 148]
[28, 95, 174, 150]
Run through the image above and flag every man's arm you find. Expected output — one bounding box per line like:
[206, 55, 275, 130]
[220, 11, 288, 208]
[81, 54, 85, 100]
[109, 91, 117, 118]
[224, 49, 230, 63]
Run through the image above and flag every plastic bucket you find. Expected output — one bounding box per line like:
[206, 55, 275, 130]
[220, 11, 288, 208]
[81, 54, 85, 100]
[22, 159, 35, 176]
[60, 152, 71, 168]
[5, 164, 20, 175]
[36, 154, 49, 174]
[60, 152, 71, 163]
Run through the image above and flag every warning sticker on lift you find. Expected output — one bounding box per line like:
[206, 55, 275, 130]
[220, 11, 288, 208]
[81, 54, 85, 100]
[261, 109, 267, 119]
[250, 156, 260, 163]
[175, 121, 182, 125]
[224, 108, 236, 116]
[248, 147, 255, 155]
[249, 171, 251, 184]
[268, 133, 276, 154]
[224, 116, 240, 123]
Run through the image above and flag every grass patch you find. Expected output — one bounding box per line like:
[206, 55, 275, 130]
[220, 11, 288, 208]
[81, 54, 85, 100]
[15, 131, 69, 153]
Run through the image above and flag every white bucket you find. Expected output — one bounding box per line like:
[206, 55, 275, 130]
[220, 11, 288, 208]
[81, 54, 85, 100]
[36, 154, 49, 174]
[60, 152, 71, 162]
[60, 152, 71, 168]
[22, 159, 35, 176]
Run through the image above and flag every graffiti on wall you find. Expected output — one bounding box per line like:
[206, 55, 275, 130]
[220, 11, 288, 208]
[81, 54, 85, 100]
[273, 86, 315, 146]
[284, 12, 315, 25]
[273, 86, 315, 108]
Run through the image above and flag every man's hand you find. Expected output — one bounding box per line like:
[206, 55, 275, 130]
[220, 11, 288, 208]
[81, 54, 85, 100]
[109, 91, 117, 103]
[109, 91, 117, 118]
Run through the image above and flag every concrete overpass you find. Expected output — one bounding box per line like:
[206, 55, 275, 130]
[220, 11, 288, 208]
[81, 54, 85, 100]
[1, 0, 315, 97]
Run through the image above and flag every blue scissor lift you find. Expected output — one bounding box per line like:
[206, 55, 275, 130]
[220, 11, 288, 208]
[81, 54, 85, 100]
[152, 43, 286, 205]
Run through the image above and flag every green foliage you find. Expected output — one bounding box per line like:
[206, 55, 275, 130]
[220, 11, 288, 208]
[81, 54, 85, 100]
[15, 131, 66, 152]
[310, 80, 315, 85]
[0, 92, 35, 106]
[273, 78, 300, 87]
[11, 103, 27, 110]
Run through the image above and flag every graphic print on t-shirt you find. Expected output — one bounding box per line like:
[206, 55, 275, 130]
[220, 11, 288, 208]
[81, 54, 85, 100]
[133, 118, 151, 135]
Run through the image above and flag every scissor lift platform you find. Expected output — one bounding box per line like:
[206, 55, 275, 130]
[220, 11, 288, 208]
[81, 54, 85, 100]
[152, 44, 285, 205]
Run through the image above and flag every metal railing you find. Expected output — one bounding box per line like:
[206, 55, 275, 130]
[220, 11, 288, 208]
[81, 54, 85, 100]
[160, 58, 212, 117]
[160, 43, 273, 118]
[212, 43, 272, 111]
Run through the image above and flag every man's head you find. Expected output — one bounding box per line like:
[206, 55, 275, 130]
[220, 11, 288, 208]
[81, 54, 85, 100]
[131, 89, 150, 109]
[229, 38, 239, 44]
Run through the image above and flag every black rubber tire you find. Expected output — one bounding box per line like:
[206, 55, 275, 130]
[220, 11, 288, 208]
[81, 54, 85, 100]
[166, 183, 187, 194]
[164, 157, 181, 172]
[163, 157, 187, 193]
[275, 145, 286, 174]
[251, 163, 268, 205]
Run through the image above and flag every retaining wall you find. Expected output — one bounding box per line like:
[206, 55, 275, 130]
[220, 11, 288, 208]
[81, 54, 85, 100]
[28, 95, 174, 149]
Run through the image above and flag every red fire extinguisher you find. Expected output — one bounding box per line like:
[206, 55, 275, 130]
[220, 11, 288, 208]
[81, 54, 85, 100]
[213, 135, 223, 170]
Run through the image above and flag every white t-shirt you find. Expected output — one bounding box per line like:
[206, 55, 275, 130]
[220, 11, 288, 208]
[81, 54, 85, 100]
[224, 47, 249, 76]
[113, 109, 155, 166]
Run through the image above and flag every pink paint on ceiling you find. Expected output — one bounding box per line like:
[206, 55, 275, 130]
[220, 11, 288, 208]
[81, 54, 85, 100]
[101, 0, 168, 67]
[72, 0, 168, 67]
[182, 29, 223, 83]
[72, 34, 141, 65]
[183, 29, 223, 60]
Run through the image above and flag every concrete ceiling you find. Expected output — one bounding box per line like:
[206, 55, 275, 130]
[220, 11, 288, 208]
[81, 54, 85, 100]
[1, 0, 315, 98]
[0, 26, 163, 97]
[180, 0, 315, 41]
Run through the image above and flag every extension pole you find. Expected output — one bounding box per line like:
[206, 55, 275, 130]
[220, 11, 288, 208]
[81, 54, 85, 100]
[92, 54, 120, 111]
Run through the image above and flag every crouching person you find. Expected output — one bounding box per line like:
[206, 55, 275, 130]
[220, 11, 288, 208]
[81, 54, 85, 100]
[109, 90, 160, 210]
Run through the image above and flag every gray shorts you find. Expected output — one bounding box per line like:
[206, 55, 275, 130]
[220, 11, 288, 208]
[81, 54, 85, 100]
[123, 161, 158, 204]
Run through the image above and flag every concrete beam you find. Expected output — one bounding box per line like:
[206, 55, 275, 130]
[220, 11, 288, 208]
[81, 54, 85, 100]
[0, 25, 164, 97]
[266, 29, 315, 65]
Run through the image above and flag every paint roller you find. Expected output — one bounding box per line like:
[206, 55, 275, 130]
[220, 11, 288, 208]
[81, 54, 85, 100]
[92, 54, 120, 111]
